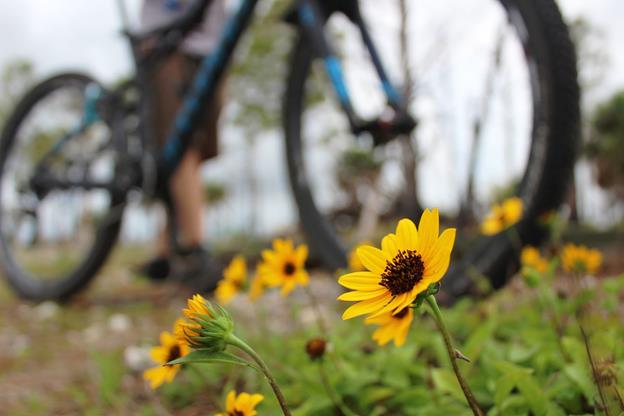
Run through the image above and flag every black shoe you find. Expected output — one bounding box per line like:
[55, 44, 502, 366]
[171, 246, 223, 293]
[135, 255, 171, 281]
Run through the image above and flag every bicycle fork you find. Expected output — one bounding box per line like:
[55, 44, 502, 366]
[295, 0, 417, 145]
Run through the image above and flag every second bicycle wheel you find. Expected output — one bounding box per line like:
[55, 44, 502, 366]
[0, 73, 126, 301]
[284, 0, 579, 297]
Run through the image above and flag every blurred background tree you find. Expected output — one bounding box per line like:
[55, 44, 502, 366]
[587, 91, 624, 200]
[0, 58, 35, 122]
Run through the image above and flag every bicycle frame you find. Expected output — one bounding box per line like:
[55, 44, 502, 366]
[135, 0, 413, 179]
[32, 0, 414, 198]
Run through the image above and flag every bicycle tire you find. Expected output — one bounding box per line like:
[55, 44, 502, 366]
[0, 72, 126, 301]
[283, 0, 579, 298]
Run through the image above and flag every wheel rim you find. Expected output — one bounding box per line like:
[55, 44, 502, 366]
[0, 77, 119, 287]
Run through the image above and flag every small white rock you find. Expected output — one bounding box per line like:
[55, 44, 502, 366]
[124, 345, 153, 372]
[33, 301, 59, 320]
[108, 313, 131, 332]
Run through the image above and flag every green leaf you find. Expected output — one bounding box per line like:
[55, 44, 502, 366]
[494, 373, 520, 407]
[563, 363, 595, 402]
[463, 319, 497, 361]
[168, 350, 257, 371]
[516, 371, 548, 415]
[431, 368, 466, 403]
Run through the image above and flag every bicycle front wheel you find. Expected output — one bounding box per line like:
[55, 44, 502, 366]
[0, 73, 126, 301]
[284, 0, 579, 297]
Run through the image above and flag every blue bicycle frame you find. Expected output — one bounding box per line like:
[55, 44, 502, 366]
[153, 0, 410, 177]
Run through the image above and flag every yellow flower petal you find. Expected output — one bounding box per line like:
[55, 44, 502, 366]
[417, 208, 439, 260]
[337, 288, 388, 301]
[396, 218, 418, 250]
[356, 245, 388, 274]
[342, 293, 392, 320]
[366, 293, 407, 318]
[381, 233, 400, 259]
[338, 272, 384, 291]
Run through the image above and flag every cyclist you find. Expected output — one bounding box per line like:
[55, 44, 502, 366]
[137, 0, 228, 290]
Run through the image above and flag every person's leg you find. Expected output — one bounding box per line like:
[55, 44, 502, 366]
[139, 52, 203, 279]
[169, 148, 204, 248]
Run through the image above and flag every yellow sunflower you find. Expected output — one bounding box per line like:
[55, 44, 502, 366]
[143, 321, 190, 389]
[338, 209, 455, 320]
[258, 239, 309, 296]
[561, 243, 602, 275]
[365, 307, 414, 347]
[216, 255, 247, 305]
[215, 390, 264, 416]
[480, 197, 523, 235]
[520, 246, 548, 274]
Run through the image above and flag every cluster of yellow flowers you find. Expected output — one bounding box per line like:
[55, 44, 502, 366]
[215, 239, 310, 306]
[561, 243, 602, 275]
[142, 198, 606, 415]
[143, 293, 264, 414]
[520, 243, 603, 286]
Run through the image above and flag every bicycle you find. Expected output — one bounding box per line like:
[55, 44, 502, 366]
[0, 0, 579, 301]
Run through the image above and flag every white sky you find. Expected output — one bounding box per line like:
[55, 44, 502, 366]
[0, 0, 622, 96]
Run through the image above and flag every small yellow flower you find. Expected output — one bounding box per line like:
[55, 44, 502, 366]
[365, 307, 414, 347]
[338, 209, 455, 319]
[481, 197, 523, 235]
[248, 273, 267, 301]
[216, 256, 247, 305]
[143, 321, 190, 389]
[561, 243, 602, 275]
[521, 246, 548, 274]
[257, 239, 309, 296]
[215, 390, 264, 416]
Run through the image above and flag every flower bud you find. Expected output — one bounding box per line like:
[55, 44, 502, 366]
[180, 294, 234, 352]
[305, 338, 327, 360]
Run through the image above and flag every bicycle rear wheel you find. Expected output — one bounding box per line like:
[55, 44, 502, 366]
[0, 73, 126, 301]
[284, 0, 579, 298]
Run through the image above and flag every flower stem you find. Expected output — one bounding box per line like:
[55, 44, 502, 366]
[426, 296, 484, 416]
[317, 359, 359, 416]
[227, 334, 292, 416]
[578, 317, 611, 416]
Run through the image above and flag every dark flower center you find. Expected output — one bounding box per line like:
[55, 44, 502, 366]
[167, 344, 181, 363]
[393, 307, 410, 319]
[380, 250, 425, 296]
[228, 411, 245, 416]
[497, 212, 507, 226]
[283, 262, 296, 276]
